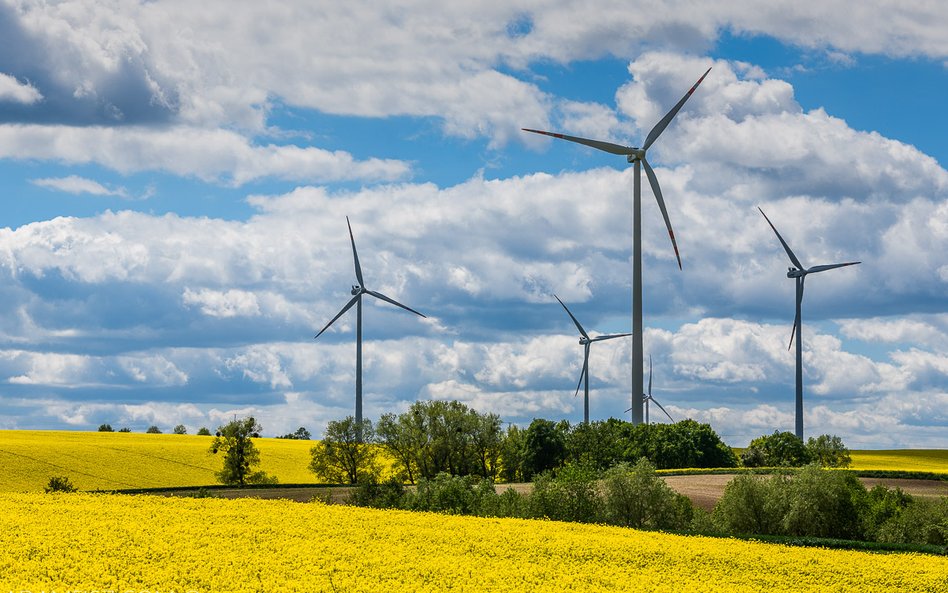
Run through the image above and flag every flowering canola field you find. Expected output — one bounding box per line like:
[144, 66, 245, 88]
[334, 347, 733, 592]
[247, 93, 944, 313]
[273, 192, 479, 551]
[1, 493, 946, 593]
[849, 449, 948, 473]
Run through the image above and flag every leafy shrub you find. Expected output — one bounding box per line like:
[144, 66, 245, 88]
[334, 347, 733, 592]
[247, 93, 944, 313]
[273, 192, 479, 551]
[806, 434, 851, 468]
[146, 425, 162, 434]
[173, 424, 187, 435]
[97, 424, 113, 432]
[45, 476, 77, 493]
[742, 431, 813, 467]
[862, 485, 913, 540]
[782, 465, 867, 540]
[876, 498, 948, 546]
[196, 427, 211, 436]
[348, 476, 406, 509]
[405, 473, 496, 516]
[713, 473, 789, 535]
[117, 427, 131, 432]
[601, 458, 693, 530]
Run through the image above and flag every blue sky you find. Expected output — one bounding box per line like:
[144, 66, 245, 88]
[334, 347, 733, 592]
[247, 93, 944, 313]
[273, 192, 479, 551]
[0, 0, 945, 447]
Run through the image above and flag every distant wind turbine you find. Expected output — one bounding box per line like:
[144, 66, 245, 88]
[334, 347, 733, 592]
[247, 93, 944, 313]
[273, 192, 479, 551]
[626, 356, 674, 424]
[758, 207, 860, 440]
[555, 294, 631, 424]
[315, 217, 426, 441]
[523, 67, 711, 424]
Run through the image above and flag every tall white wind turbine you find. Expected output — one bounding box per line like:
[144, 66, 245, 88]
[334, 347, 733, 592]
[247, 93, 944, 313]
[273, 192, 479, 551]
[758, 207, 860, 440]
[523, 68, 710, 424]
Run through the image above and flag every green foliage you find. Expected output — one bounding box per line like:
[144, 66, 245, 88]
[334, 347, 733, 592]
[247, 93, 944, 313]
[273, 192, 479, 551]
[601, 458, 693, 530]
[173, 424, 187, 435]
[862, 485, 913, 540]
[278, 427, 312, 440]
[564, 418, 630, 471]
[376, 401, 503, 483]
[521, 419, 567, 481]
[405, 473, 498, 516]
[782, 465, 868, 539]
[713, 473, 790, 535]
[146, 425, 162, 434]
[742, 431, 814, 467]
[347, 476, 406, 509]
[309, 417, 379, 485]
[876, 497, 948, 546]
[97, 424, 113, 432]
[44, 476, 77, 493]
[529, 462, 602, 524]
[497, 424, 525, 483]
[117, 427, 131, 433]
[196, 427, 211, 436]
[806, 434, 852, 468]
[209, 416, 276, 486]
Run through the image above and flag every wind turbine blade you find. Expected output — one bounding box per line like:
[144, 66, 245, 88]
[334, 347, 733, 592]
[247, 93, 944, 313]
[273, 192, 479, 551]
[643, 67, 712, 151]
[346, 217, 364, 287]
[643, 158, 682, 270]
[807, 261, 861, 274]
[652, 398, 675, 423]
[788, 277, 805, 351]
[574, 346, 589, 398]
[365, 290, 427, 318]
[591, 332, 632, 342]
[554, 294, 590, 341]
[521, 128, 635, 156]
[315, 295, 360, 339]
[758, 207, 805, 270]
[648, 355, 652, 397]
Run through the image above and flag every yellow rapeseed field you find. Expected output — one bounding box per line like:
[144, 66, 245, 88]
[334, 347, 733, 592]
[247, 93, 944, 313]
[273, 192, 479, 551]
[849, 449, 948, 473]
[0, 430, 317, 491]
[0, 492, 945, 592]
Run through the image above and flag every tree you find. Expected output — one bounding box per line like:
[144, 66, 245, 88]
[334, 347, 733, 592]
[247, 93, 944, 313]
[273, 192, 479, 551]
[117, 427, 131, 433]
[742, 431, 813, 467]
[278, 427, 312, 440]
[196, 427, 212, 436]
[601, 458, 693, 530]
[309, 417, 379, 484]
[806, 434, 851, 468]
[45, 476, 77, 493]
[146, 425, 162, 434]
[521, 419, 566, 481]
[712, 473, 789, 535]
[565, 418, 631, 471]
[624, 420, 738, 469]
[209, 416, 276, 486]
[173, 424, 187, 435]
[498, 424, 525, 483]
[97, 424, 114, 432]
[470, 412, 503, 481]
[782, 464, 867, 539]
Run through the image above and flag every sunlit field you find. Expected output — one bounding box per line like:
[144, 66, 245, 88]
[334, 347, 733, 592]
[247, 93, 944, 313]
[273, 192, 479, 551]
[0, 430, 316, 491]
[849, 449, 948, 473]
[0, 492, 944, 593]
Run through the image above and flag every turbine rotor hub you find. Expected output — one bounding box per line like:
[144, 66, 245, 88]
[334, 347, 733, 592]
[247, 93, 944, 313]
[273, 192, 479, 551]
[351, 285, 362, 295]
[786, 268, 805, 278]
[626, 147, 646, 163]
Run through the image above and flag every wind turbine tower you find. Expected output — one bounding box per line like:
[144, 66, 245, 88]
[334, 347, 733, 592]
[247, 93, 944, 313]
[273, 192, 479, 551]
[524, 68, 710, 424]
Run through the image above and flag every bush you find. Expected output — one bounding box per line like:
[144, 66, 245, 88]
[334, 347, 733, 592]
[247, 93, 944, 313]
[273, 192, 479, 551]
[146, 425, 162, 434]
[601, 458, 693, 530]
[876, 498, 948, 546]
[621, 420, 737, 470]
[196, 427, 212, 436]
[97, 424, 113, 432]
[742, 431, 813, 467]
[405, 473, 497, 516]
[862, 485, 913, 540]
[117, 427, 131, 433]
[806, 434, 851, 468]
[521, 419, 567, 481]
[348, 476, 406, 509]
[527, 463, 602, 524]
[713, 473, 789, 535]
[45, 476, 77, 493]
[782, 465, 867, 540]
[173, 424, 187, 435]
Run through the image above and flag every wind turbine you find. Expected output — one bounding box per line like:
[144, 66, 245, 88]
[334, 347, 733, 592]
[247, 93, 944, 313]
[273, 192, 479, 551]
[758, 207, 860, 440]
[625, 357, 674, 424]
[555, 294, 631, 424]
[315, 217, 426, 441]
[523, 67, 710, 425]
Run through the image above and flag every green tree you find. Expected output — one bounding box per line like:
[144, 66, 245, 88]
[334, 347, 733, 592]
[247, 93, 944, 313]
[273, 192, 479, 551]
[117, 427, 131, 433]
[97, 423, 113, 432]
[497, 424, 525, 483]
[45, 476, 77, 493]
[470, 412, 503, 480]
[742, 431, 813, 467]
[309, 417, 379, 484]
[209, 416, 276, 486]
[173, 424, 187, 435]
[806, 434, 851, 468]
[529, 462, 603, 523]
[146, 425, 162, 434]
[712, 473, 790, 535]
[196, 427, 212, 436]
[278, 427, 312, 440]
[782, 464, 867, 539]
[601, 458, 693, 530]
[565, 418, 631, 470]
[521, 419, 566, 481]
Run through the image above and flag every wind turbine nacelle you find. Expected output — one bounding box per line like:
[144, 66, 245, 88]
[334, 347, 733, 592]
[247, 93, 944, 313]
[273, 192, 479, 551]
[351, 285, 362, 295]
[786, 268, 805, 278]
[579, 337, 589, 345]
[626, 148, 645, 163]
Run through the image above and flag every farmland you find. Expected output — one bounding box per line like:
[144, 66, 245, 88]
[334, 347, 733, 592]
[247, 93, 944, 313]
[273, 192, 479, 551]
[1, 492, 946, 592]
